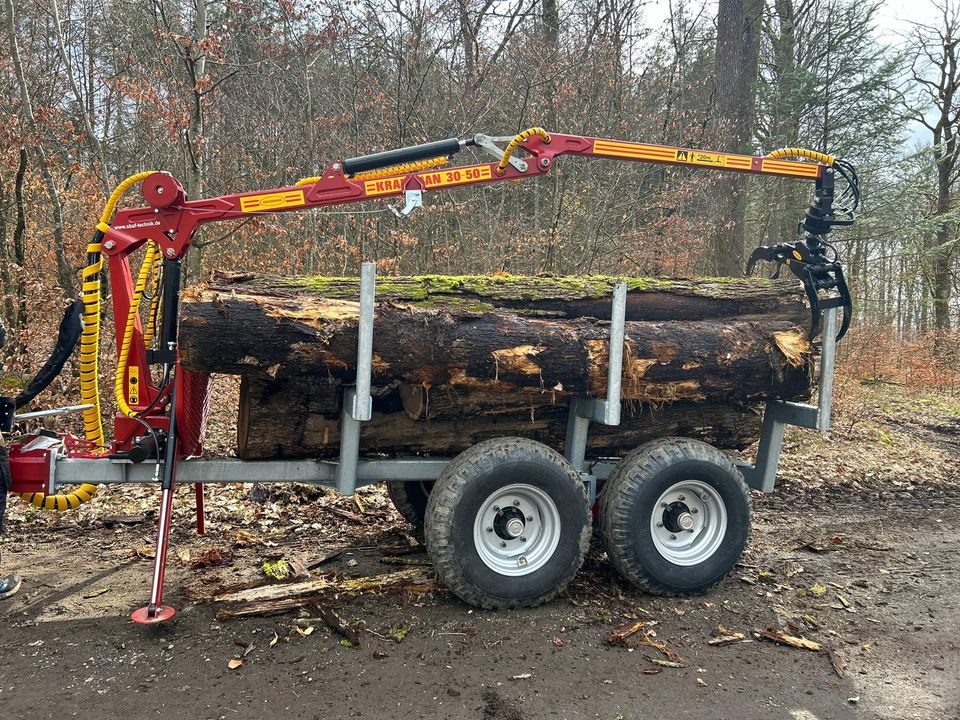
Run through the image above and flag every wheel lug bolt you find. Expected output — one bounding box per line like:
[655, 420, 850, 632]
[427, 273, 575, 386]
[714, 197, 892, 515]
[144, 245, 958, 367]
[526, 515, 533, 522]
[669, 534, 677, 540]
[486, 526, 494, 532]
[493, 505, 500, 512]
[688, 528, 695, 533]
[520, 537, 526, 542]
[691, 508, 698, 514]
[661, 502, 668, 508]
[656, 522, 663, 527]
[500, 541, 507, 548]
[513, 500, 520, 506]
[678, 495, 685, 501]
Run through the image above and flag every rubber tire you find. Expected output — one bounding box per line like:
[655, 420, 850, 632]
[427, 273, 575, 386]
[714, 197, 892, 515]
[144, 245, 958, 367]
[386, 481, 433, 538]
[424, 437, 591, 609]
[600, 438, 751, 596]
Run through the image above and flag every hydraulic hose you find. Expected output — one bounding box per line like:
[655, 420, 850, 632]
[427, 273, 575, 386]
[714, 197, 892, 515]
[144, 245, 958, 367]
[22, 171, 156, 511]
[115, 240, 160, 418]
[496, 127, 551, 175]
[296, 154, 451, 187]
[766, 147, 835, 166]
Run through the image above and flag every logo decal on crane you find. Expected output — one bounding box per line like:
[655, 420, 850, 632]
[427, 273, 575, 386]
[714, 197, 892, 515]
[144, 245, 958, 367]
[240, 190, 306, 213]
[364, 165, 493, 196]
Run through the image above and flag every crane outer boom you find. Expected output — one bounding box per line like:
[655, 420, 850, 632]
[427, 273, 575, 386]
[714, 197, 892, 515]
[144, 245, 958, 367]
[101, 132, 824, 264]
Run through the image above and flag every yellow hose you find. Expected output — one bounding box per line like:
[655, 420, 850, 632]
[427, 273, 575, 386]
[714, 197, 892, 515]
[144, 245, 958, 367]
[22, 171, 157, 511]
[115, 241, 160, 418]
[295, 154, 450, 186]
[143, 257, 163, 348]
[294, 176, 322, 187]
[350, 155, 449, 180]
[496, 127, 551, 175]
[766, 147, 835, 166]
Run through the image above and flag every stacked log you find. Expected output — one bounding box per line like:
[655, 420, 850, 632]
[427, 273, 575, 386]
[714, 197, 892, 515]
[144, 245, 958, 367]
[179, 272, 814, 460]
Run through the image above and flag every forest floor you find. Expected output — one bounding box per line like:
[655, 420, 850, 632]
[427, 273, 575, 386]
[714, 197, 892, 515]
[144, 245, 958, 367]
[0, 380, 958, 720]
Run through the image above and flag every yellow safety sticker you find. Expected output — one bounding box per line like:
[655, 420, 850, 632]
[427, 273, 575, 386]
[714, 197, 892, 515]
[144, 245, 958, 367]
[674, 149, 727, 167]
[240, 190, 306, 213]
[128, 365, 140, 406]
[364, 165, 493, 197]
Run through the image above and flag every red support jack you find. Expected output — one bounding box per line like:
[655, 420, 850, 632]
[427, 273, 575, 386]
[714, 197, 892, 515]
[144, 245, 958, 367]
[194, 483, 205, 535]
[130, 481, 177, 624]
[132, 371, 183, 625]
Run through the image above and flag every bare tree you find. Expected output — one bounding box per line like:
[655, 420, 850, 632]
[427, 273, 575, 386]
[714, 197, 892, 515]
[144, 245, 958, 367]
[908, 1, 960, 339]
[4, 0, 76, 296]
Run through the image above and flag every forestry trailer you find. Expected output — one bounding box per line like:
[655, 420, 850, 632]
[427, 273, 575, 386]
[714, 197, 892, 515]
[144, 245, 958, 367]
[1, 128, 857, 623]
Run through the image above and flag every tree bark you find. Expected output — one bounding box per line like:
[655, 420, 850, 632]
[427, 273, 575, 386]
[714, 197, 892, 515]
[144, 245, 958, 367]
[195, 271, 810, 322]
[713, 0, 764, 276]
[179, 272, 813, 460]
[180, 274, 813, 400]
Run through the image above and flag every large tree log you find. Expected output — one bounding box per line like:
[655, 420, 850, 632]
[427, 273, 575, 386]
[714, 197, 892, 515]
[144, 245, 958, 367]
[180, 275, 813, 400]
[200, 271, 809, 322]
[236, 375, 765, 460]
[180, 272, 813, 460]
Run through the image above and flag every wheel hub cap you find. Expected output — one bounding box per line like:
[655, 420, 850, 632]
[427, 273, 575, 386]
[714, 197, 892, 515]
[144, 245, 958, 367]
[473, 484, 561, 577]
[649, 480, 728, 566]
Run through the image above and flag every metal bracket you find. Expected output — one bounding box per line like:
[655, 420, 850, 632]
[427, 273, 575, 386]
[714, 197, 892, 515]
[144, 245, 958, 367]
[390, 189, 422, 219]
[473, 134, 528, 173]
[737, 307, 839, 492]
[13, 403, 93, 422]
[564, 282, 627, 473]
[335, 262, 376, 495]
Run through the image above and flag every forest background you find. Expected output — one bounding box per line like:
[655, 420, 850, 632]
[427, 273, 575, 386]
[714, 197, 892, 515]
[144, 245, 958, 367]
[2, 0, 958, 392]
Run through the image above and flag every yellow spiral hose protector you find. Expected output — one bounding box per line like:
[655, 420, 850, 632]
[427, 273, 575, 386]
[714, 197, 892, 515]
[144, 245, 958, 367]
[349, 155, 449, 180]
[766, 147, 835, 166]
[496, 127, 551, 175]
[115, 240, 160, 418]
[142, 256, 163, 349]
[22, 171, 157, 511]
[295, 155, 450, 187]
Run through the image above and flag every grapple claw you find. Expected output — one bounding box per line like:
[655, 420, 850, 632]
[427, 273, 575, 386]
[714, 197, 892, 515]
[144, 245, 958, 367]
[746, 245, 777, 276]
[746, 239, 851, 342]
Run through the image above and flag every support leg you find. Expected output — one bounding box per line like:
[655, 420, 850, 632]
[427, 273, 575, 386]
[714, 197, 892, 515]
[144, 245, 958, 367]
[194, 483, 205, 535]
[132, 385, 180, 624]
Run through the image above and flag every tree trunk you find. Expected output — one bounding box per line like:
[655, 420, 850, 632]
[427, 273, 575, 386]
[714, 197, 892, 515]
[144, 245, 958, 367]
[192, 271, 810, 322]
[5, 0, 75, 296]
[183, 0, 208, 283]
[180, 273, 813, 398]
[236, 375, 768, 460]
[713, 0, 764, 276]
[179, 272, 813, 460]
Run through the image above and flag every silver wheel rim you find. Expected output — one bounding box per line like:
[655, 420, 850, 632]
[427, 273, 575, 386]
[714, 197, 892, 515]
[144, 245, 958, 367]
[649, 480, 727, 566]
[473, 483, 561, 576]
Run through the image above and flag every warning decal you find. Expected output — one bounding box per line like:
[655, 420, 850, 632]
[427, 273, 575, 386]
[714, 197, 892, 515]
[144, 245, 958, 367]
[674, 149, 727, 167]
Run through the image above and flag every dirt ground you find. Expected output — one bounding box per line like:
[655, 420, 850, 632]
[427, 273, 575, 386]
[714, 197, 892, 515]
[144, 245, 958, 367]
[1, 382, 958, 720]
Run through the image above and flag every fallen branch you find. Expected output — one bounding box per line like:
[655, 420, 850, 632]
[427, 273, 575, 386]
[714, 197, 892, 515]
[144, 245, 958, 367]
[214, 569, 436, 620]
[757, 628, 822, 651]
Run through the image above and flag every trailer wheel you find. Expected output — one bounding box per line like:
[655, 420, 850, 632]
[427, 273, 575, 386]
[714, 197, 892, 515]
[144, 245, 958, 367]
[600, 438, 751, 596]
[386, 481, 433, 538]
[425, 437, 590, 609]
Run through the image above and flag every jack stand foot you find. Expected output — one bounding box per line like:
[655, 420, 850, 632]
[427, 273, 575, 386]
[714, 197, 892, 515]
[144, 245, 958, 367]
[131, 605, 176, 624]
